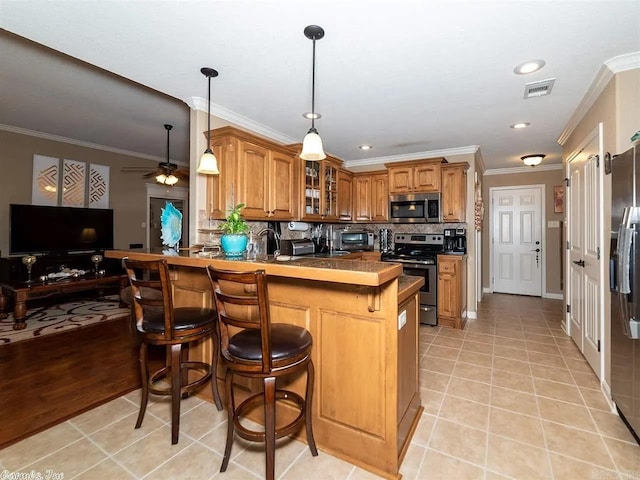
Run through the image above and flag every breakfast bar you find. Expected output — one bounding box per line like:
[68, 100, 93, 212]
[106, 249, 423, 479]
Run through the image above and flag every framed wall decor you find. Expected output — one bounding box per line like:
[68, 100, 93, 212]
[89, 164, 110, 208]
[31, 155, 59, 206]
[62, 159, 86, 207]
[553, 185, 564, 214]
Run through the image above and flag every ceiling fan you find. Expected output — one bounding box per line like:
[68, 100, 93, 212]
[123, 124, 189, 185]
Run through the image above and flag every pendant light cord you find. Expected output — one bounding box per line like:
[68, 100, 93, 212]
[207, 75, 211, 149]
[311, 38, 316, 130]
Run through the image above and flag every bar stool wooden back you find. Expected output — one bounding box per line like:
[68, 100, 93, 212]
[206, 267, 317, 480]
[123, 258, 222, 444]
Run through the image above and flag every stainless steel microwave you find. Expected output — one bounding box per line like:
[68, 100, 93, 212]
[332, 229, 375, 252]
[389, 193, 441, 223]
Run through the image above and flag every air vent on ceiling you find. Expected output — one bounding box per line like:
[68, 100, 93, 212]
[524, 78, 556, 99]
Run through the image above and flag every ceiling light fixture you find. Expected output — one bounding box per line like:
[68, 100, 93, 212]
[197, 67, 220, 175]
[156, 124, 180, 186]
[358, 144, 373, 151]
[510, 122, 530, 129]
[521, 154, 545, 167]
[514, 59, 545, 75]
[303, 112, 321, 120]
[300, 25, 326, 161]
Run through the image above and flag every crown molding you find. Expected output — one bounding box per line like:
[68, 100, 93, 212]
[483, 163, 563, 176]
[0, 123, 170, 163]
[558, 51, 640, 146]
[185, 96, 298, 145]
[475, 149, 486, 174]
[344, 145, 479, 170]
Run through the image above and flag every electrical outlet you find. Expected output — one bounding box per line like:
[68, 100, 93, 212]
[398, 310, 407, 330]
[547, 220, 559, 228]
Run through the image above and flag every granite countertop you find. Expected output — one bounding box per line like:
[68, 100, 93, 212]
[397, 275, 425, 304]
[105, 249, 402, 287]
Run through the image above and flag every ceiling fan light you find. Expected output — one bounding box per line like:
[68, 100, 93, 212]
[165, 174, 179, 186]
[300, 129, 326, 160]
[521, 154, 545, 167]
[156, 173, 168, 184]
[198, 149, 220, 174]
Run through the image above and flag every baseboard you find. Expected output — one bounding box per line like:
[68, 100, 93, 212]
[467, 310, 477, 319]
[483, 287, 493, 294]
[543, 292, 564, 300]
[601, 381, 616, 413]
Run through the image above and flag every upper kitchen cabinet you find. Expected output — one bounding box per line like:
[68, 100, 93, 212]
[386, 158, 446, 194]
[441, 162, 469, 223]
[205, 127, 298, 221]
[299, 154, 342, 221]
[353, 171, 388, 222]
[337, 169, 354, 221]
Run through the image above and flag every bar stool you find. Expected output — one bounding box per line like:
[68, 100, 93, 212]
[206, 267, 318, 480]
[123, 258, 223, 444]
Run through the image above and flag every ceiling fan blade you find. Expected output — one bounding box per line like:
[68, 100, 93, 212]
[174, 170, 189, 181]
[141, 171, 157, 178]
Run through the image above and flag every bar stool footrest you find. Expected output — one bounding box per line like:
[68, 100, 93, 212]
[148, 362, 212, 396]
[234, 389, 306, 443]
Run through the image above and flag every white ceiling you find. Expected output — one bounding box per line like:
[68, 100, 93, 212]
[1, 0, 639, 171]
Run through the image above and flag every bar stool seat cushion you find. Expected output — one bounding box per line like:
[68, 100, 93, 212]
[142, 307, 216, 333]
[229, 324, 312, 361]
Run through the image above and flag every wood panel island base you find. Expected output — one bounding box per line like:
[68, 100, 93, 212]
[106, 249, 423, 479]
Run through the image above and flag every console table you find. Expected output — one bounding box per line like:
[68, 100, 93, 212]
[0, 273, 127, 330]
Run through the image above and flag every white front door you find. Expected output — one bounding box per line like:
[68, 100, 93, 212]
[567, 128, 602, 377]
[491, 187, 543, 296]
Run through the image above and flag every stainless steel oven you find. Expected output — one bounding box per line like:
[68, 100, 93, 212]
[392, 259, 438, 325]
[381, 233, 444, 326]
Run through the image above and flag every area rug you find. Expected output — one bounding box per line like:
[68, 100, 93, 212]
[0, 296, 130, 345]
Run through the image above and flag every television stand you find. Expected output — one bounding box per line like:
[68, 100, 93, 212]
[0, 273, 127, 330]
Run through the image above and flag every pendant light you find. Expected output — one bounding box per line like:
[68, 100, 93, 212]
[521, 154, 545, 167]
[300, 25, 326, 161]
[157, 124, 179, 186]
[197, 67, 220, 175]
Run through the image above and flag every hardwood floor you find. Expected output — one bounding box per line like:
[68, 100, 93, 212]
[0, 316, 145, 449]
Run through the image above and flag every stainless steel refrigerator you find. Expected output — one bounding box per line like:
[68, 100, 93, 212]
[610, 144, 640, 442]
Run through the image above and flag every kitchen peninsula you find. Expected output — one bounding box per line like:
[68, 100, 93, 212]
[106, 249, 423, 479]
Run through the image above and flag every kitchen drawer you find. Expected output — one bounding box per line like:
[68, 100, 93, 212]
[438, 260, 456, 274]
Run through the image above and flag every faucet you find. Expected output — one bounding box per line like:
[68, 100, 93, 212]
[256, 228, 280, 256]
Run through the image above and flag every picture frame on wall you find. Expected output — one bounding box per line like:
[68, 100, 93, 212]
[553, 185, 564, 214]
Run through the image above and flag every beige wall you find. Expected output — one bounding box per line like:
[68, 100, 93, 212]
[481, 169, 565, 295]
[0, 129, 162, 256]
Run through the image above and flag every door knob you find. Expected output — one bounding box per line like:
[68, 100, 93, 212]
[531, 248, 541, 253]
[573, 259, 585, 267]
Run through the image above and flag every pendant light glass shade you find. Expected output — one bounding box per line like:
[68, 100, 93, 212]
[301, 128, 326, 161]
[197, 67, 220, 175]
[198, 149, 220, 174]
[300, 25, 326, 161]
[521, 154, 545, 167]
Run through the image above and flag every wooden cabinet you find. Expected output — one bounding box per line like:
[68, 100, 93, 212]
[300, 156, 342, 221]
[386, 159, 445, 194]
[205, 127, 298, 220]
[353, 171, 388, 222]
[441, 163, 469, 222]
[437, 255, 467, 329]
[337, 170, 354, 221]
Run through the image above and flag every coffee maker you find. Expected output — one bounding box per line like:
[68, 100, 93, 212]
[443, 228, 467, 254]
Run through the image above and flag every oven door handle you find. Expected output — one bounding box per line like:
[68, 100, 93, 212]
[383, 259, 435, 267]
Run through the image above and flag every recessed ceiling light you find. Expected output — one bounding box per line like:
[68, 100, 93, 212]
[510, 122, 530, 129]
[303, 112, 321, 120]
[358, 144, 373, 151]
[514, 60, 546, 75]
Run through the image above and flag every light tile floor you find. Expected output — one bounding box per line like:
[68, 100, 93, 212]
[2, 294, 639, 479]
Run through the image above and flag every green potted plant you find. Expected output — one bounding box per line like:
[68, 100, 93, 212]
[220, 203, 250, 257]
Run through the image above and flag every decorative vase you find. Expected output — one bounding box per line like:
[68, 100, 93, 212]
[221, 234, 248, 258]
[160, 202, 183, 250]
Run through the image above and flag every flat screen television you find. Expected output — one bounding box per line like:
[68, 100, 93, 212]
[10, 204, 114, 255]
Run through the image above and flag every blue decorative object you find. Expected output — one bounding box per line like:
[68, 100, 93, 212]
[221, 234, 248, 258]
[160, 202, 183, 249]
